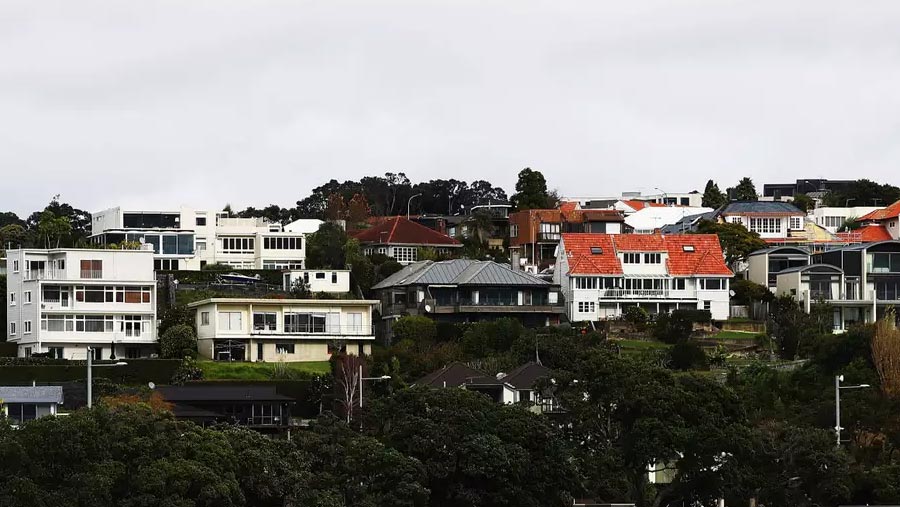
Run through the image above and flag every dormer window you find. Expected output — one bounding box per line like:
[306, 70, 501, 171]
[682, 245, 695, 252]
[590, 247, 603, 255]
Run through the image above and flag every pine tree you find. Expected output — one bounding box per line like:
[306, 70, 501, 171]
[701, 179, 727, 208]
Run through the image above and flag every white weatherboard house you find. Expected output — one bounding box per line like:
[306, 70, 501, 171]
[188, 298, 377, 362]
[282, 270, 352, 294]
[90, 207, 308, 270]
[554, 233, 733, 321]
[5, 248, 158, 359]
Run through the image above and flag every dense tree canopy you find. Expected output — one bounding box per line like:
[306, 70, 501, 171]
[728, 177, 758, 201]
[694, 219, 767, 265]
[510, 168, 554, 211]
[701, 179, 727, 208]
[822, 178, 900, 208]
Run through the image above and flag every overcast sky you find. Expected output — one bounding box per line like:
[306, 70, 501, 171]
[3, 0, 900, 216]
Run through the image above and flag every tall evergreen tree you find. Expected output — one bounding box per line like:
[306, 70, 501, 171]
[701, 179, 727, 208]
[510, 167, 552, 211]
[729, 177, 758, 201]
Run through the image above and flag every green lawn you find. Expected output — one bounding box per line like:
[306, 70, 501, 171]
[199, 360, 330, 380]
[710, 330, 760, 340]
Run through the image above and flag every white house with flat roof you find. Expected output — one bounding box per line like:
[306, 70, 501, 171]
[90, 207, 308, 271]
[188, 298, 377, 362]
[5, 248, 158, 359]
[283, 269, 351, 294]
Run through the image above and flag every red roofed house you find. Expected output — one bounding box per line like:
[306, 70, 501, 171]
[553, 233, 733, 321]
[614, 199, 668, 215]
[856, 199, 900, 241]
[352, 216, 462, 265]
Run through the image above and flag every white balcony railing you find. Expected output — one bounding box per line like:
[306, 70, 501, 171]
[599, 288, 672, 299]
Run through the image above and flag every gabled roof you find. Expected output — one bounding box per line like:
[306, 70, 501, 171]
[859, 200, 900, 221]
[837, 224, 893, 243]
[721, 201, 804, 216]
[776, 263, 844, 275]
[501, 362, 550, 390]
[372, 259, 552, 289]
[560, 233, 732, 276]
[352, 216, 462, 247]
[621, 200, 667, 211]
[0, 386, 63, 404]
[413, 362, 486, 388]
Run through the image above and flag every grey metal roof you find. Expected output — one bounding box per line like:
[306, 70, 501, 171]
[776, 263, 844, 274]
[659, 212, 715, 234]
[747, 245, 811, 257]
[722, 201, 804, 215]
[373, 259, 552, 289]
[0, 386, 63, 404]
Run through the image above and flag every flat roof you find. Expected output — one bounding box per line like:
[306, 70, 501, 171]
[187, 298, 378, 308]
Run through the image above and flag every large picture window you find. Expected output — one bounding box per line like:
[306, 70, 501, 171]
[253, 312, 277, 331]
[284, 312, 326, 333]
[749, 218, 782, 235]
[218, 312, 243, 331]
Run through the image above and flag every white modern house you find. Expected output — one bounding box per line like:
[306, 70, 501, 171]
[746, 246, 811, 291]
[90, 207, 308, 270]
[282, 269, 351, 294]
[811, 206, 880, 233]
[554, 233, 733, 321]
[5, 248, 158, 359]
[188, 298, 377, 362]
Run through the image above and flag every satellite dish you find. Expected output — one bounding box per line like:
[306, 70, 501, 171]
[148, 382, 156, 390]
[729, 290, 736, 297]
[423, 304, 432, 313]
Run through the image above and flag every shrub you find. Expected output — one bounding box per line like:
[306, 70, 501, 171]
[461, 318, 525, 357]
[170, 356, 204, 385]
[160, 324, 198, 359]
[392, 316, 437, 345]
[669, 341, 709, 371]
[622, 306, 649, 331]
[653, 311, 696, 344]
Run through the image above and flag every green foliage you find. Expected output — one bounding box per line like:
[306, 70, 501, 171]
[652, 311, 694, 344]
[198, 360, 331, 380]
[695, 219, 767, 264]
[701, 179, 727, 209]
[729, 176, 758, 201]
[822, 178, 900, 208]
[766, 295, 832, 360]
[170, 356, 203, 385]
[0, 359, 182, 384]
[668, 341, 709, 370]
[392, 316, 437, 344]
[461, 317, 525, 357]
[376, 259, 402, 280]
[510, 167, 554, 211]
[36, 210, 71, 248]
[305, 221, 349, 269]
[791, 193, 814, 212]
[731, 278, 774, 305]
[200, 262, 232, 271]
[622, 305, 649, 330]
[158, 305, 195, 337]
[159, 324, 197, 359]
[344, 238, 375, 293]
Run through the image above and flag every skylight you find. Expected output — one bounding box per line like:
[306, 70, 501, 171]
[682, 245, 695, 252]
[590, 247, 603, 255]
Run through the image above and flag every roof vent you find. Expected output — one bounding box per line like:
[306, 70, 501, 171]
[683, 245, 695, 252]
[590, 247, 603, 255]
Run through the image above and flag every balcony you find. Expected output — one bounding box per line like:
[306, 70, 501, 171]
[537, 232, 561, 242]
[420, 298, 564, 314]
[252, 325, 374, 337]
[598, 288, 675, 299]
[24, 270, 66, 281]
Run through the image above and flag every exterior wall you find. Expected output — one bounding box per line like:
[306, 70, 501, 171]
[283, 270, 351, 293]
[5, 249, 157, 358]
[812, 207, 879, 233]
[747, 254, 769, 287]
[885, 219, 900, 240]
[191, 299, 377, 362]
[775, 272, 801, 298]
[722, 215, 794, 239]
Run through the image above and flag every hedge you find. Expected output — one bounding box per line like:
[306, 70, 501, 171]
[0, 359, 183, 385]
[0, 342, 18, 357]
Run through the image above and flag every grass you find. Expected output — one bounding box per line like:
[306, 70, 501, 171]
[709, 330, 760, 340]
[198, 360, 330, 380]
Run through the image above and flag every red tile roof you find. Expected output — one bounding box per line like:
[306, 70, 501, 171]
[352, 216, 462, 246]
[837, 225, 893, 242]
[559, 201, 579, 213]
[859, 200, 900, 221]
[621, 200, 666, 211]
[560, 233, 732, 276]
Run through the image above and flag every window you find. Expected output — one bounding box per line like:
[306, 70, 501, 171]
[789, 216, 803, 230]
[703, 301, 711, 311]
[196, 216, 207, 226]
[284, 312, 327, 333]
[673, 279, 686, 290]
[749, 218, 782, 235]
[57, 259, 65, 270]
[590, 247, 603, 255]
[510, 225, 519, 237]
[9, 322, 15, 335]
[332, 272, 338, 283]
[315, 272, 326, 279]
[699, 278, 723, 290]
[682, 245, 695, 252]
[392, 247, 417, 264]
[76, 286, 151, 304]
[262, 260, 304, 270]
[125, 347, 142, 359]
[47, 347, 64, 359]
[9, 293, 14, 305]
[23, 321, 32, 334]
[201, 312, 210, 326]
[729, 216, 743, 224]
[196, 239, 207, 251]
[623, 253, 641, 264]
[539, 222, 561, 240]
[23, 291, 31, 304]
[575, 277, 599, 290]
[221, 237, 255, 253]
[122, 315, 144, 337]
[276, 343, 295, 354]
[577, 301, 596, 313]
[644, 253, 662, 264]
[263, 237, 303, 250]
[219, 312, 243, 331]
[824, 216, 844, 228]
[13, 260, 19, 272]
[155, 259, 180, 271]
[80, 260, 103, 279]
[253, 312, 277, 331]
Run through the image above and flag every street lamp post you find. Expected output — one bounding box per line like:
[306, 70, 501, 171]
[834, 374, 870, 447]
[407, 193, 423, 219]
[654, 187, 668, 206]
[86, 347, 128, 408]
[359, 364, 391, 408]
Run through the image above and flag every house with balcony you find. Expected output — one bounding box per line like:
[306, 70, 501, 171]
[774, 264, 873, 332]
[374, 259, 564, 338]
[508, 205, 625, 272]
[811, 240, 900, 321]
[746, 246, 811, 291]
[188, 298, 377, 362]
[90, 207, 308, 270]
[352, 216, 463, 265]
[5, 248, 158, 359]
[554, 233, 733, 321]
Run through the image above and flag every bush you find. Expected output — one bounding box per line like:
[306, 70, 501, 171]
[669, 341, 709, 370]
[731, 279, 774, 306]
[392, 316, 437, 345]
[0, 359, 183, 384]
[622, 306, 649, 330]
[675, 308, 712, 324]
[158, 305, 195, 337]
[461, 318, 525, 357]
[171, 356, 204, 384]
[160, 324, 198, 359]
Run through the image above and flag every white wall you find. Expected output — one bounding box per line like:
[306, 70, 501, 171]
[284, 270, 351, 293]
[812, 207, 879, 233]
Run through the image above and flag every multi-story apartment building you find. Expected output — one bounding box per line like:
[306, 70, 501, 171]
[5, 248, 158, 359]
[188, 298, 377, 362]
[508, 205, 625, 272]
[90, 207, 308, 270]
[554, 233, 733, 321]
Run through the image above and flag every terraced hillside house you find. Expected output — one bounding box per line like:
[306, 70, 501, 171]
[352, 216, 463, 265]
[374, 259, 564, 339]
[5, 248, 158, 359]
[555, 234, 733, 321]
[91, 206, 309, 270]
[188, 298, 377, 362]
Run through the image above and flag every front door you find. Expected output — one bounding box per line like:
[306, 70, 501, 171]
[257, 343, 264, 362]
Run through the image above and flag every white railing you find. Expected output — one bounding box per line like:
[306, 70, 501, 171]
[599, 288, 672, 299]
